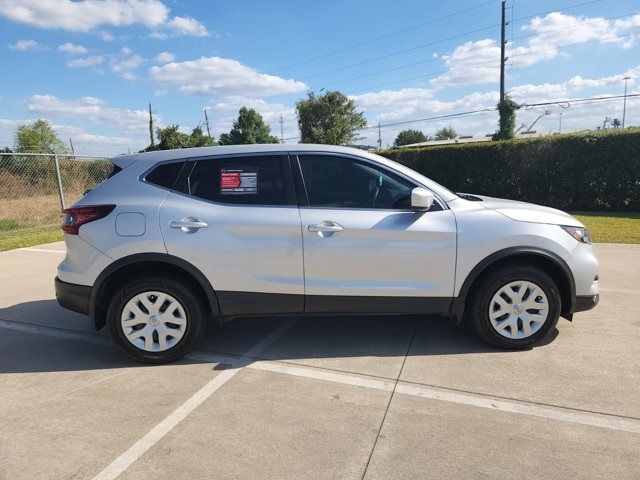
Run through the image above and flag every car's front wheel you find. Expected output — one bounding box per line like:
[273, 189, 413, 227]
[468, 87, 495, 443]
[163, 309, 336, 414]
[467, 265, 561, 349]
[106, 276, 206, 363]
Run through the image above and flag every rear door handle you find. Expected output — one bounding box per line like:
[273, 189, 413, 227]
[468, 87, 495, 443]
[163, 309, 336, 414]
[308, 221, 343, 237]
[170, 217, 208, 233]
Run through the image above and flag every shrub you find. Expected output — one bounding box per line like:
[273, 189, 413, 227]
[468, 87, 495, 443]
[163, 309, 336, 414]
[380, 129, 640, 212]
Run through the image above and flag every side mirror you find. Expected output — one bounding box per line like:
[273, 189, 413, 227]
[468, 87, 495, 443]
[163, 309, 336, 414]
[411, 187, 434, 211]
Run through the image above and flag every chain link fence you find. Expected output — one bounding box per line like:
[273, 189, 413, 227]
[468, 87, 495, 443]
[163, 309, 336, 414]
[0, 152, 112, 251]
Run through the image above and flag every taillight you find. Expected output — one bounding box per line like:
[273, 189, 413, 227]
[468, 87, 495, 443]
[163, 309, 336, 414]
[61, 205, 115, 235]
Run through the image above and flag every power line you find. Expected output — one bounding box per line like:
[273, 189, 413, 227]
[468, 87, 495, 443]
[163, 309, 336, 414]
[153, 8, 632, 117]
[269, 0, 499, 74]
[311, 10, 639, 90]
[151, 27, 639, 139]
[151, 22, 502, 111]
[153, 29, 638, 127]
[155, 0, 604, 108]
[282, 93, 640, 141]
[343, 30, 638, 97]
[152, 0, 606, 109]
[521, 93, 640, 109]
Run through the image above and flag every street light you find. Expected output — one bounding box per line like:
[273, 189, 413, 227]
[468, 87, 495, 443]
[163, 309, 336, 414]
[523, 110, 552, 134]
[622, 76, 631, 128]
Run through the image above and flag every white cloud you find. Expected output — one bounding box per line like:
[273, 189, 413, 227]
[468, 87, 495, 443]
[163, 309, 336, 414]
[26, 95, 154, 132]
[149, 56, 307, 97]
[98, 30, 116, 41]
[8, 39, 48, 51]
[110, 53, 144, 73]
[350, 65, 640, 144]
[204, 97, 298, 141]
[0, 117, 137, 154]
[0, 0, 168, 31]
[58, 42, 88, 55]
[154, 51, 175, 64]
[429, 39, 500, 88]
[164, 16, 209, 37]
[119, 72, 138, 81]
[66, 55, 104, 68]
[94, 47, 146, 79]
[0, 0, 210, 37]
[430, 12, 640, 89]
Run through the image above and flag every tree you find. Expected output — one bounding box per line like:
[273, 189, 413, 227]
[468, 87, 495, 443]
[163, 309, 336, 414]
[218, 107, 279, 145]
[493, 96, 521, 140]
[434, 126, 457, 140]
[393, 129, 429, 147]
[296, 90, 367, 145]
[142, 124, 216, 151]
[16, 119, 67, 153]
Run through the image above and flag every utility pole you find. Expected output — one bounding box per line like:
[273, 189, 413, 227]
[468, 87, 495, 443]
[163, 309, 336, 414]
[204, 107, 212, 139]
[558, 112, 563, 133]
[499, 0, 507, 104]
[69, 138, 75, 155]
[622, 76, 631, 128]
[279, 115, 284, 143]
[377, 122, 382, 149]
[148, 103, 155, 147]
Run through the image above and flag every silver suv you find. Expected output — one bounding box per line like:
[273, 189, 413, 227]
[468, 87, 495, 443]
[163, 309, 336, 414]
[55, 145, 599, 363]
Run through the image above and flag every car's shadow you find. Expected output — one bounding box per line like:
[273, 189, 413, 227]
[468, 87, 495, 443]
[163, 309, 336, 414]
[0, 299, 556, 374]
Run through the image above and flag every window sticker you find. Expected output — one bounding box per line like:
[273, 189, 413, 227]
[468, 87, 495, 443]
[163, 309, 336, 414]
[220, 168, 258, 194]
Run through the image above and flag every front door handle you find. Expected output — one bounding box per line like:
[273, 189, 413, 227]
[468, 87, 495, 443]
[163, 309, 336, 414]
[308, 221, 344, 237]
[170, 217, 208, 233]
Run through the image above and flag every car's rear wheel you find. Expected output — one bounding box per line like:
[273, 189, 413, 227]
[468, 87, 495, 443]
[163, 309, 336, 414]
[467, 265, 561, 349]
[106, 276, 206, 363]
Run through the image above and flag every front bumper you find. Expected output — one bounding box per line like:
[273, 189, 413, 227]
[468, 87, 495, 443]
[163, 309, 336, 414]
[55, 276, 91, 316]
[574, 293, 599, 313]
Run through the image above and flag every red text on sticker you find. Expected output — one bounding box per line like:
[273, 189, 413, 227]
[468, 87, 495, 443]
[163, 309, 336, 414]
[220, 172, 241, 189]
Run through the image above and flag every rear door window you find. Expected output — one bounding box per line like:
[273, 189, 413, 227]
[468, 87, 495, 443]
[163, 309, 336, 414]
[186, 155, 290, 206]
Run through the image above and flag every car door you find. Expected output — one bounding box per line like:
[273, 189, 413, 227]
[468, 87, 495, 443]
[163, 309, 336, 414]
[158, 153, 304, 316]
[294, 153, 457, 314]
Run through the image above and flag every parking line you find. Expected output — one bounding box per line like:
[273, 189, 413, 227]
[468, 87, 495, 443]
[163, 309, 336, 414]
[91, 318, 297, 480]
[16, 248, 66, 253]
[189, 350, 640, 434]
[0, 319, 109, 345]
[2, 318, 639, 439]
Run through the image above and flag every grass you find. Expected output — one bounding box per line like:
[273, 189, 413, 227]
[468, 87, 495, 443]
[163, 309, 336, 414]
[572, 212, 640, 244]
[0, 226, 63, 252]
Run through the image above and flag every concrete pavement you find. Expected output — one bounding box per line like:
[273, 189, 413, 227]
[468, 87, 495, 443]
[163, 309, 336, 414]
[0, 242, 638, 479]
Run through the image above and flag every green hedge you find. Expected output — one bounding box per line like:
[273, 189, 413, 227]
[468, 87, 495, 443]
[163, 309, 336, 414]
[380, 129, 640, 212]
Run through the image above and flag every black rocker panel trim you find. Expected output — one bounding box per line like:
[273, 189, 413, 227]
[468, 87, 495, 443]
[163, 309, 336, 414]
[216, 291, 451, 316]
[217, 291, 304, 316]
[305, 295, 451, 314]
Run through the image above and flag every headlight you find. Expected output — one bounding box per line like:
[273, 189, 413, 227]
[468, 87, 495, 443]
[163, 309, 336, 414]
[561, 225, 592, 244]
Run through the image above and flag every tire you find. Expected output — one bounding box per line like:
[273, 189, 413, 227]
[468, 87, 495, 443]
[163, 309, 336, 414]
[106, 275, 206, 363]
[466, 264, 561, 349]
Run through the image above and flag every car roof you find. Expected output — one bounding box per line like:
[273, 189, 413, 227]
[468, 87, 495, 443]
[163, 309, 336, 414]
[112, 144, 375, 165]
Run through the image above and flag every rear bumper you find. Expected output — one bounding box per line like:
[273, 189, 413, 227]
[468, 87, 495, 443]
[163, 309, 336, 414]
[574, 294, 599, 313]
[55, 276, 91, 316]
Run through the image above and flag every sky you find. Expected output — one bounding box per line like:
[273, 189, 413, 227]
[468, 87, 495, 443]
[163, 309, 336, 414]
[1, 0, 639, 155]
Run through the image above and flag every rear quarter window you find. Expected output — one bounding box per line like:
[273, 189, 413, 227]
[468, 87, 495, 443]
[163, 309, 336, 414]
[144, 161, 185, 190]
